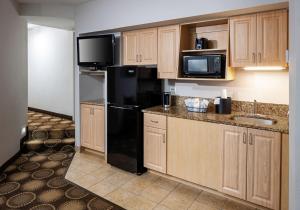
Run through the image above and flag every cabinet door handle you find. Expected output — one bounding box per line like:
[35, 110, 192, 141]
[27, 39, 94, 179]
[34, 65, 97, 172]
[151, 120, 158, 123]
[136, 54, 138, 62]
[140, 54, 142, 62]
[252, 53, 256, 63]
[258, 52, 262, 63]
[243, 132, 247, 144]
[249, 133, 254, 145]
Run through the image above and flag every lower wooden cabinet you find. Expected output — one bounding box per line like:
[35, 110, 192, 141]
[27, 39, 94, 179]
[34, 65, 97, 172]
[247, 128, 281, 210]
[221, 125, 281, 210]
[144, 126, 166, 173]
[143, 113, 167, 173]
[142, 114, 283, 210]
[167, 117, 223, 190]
[80, 104, 105, 152]
[221, 125, 247, 199]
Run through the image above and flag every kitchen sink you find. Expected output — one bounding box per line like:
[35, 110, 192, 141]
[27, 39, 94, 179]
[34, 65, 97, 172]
[231, 115, 277, 125]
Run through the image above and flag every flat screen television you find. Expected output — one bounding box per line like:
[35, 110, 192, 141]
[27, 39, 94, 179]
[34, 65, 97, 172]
[77, 34, 115, 69]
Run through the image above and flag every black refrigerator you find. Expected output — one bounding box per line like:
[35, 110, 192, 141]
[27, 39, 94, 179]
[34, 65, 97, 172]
[107, 66, 161, 174]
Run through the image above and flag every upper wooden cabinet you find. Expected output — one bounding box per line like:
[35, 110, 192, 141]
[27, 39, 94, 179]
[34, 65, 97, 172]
[256, 10, 288, 66]
[247, 129, 281, 210]
[157, 25, 180, 79]
[230, 10, 288, 67]
[123, 28, 157, 65]
[230, 14, 257, 67]
[80, 104, 105, 153]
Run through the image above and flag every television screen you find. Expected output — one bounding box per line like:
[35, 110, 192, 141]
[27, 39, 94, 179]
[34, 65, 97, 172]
[77, 34, 115, 67]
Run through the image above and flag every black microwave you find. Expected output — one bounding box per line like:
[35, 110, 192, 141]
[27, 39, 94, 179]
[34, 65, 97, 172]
[183, 55, 226, 78]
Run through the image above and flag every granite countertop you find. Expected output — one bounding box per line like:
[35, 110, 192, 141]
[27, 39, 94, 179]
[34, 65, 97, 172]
[80, 99, 105, 106]
[143, 106, 289, 134]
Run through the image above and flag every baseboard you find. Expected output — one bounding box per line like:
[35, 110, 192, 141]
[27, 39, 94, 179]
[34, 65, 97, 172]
[0, 129, 29, 173]
[0, 150, 21, 174]
[28, 107, 73, 120]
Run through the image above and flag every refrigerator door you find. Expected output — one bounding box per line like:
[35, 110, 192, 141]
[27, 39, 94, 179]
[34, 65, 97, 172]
[107, 105, 144, 174]
[107, 66, 138, 106]
[107, 66, 162, 108]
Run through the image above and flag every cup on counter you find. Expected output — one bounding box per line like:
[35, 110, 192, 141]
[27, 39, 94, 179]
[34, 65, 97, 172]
[162, 92, 171, 109]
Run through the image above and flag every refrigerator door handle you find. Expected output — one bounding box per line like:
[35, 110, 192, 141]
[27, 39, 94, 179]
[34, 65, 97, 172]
[109, 105, 137, 110]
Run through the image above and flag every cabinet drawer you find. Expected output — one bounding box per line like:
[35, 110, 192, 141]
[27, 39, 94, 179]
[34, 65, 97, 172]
[144, 113, 166, 129]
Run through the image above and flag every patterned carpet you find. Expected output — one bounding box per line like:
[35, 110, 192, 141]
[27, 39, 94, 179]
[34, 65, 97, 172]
[0, 147, 123, 210]
[0, 110, 124, 210]
[26, 111, 75, 152]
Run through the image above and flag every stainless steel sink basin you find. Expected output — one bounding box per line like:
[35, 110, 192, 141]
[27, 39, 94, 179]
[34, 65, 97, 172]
[231, 115, 277, 125]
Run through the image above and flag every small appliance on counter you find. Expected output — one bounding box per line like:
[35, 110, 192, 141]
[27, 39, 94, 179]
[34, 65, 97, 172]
[162, 92, 171, 109]
[214, 89, 232, 114]
[184, 98, 209, 113]
[195, 37, 208, 50]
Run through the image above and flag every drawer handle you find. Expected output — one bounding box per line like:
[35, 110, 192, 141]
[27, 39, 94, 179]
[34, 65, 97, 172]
[150, 120, 158, 123]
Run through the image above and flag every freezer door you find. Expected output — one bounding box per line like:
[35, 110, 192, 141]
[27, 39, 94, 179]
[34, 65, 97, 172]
[107, 67, 138, 106]
[107, 105, 144, 173]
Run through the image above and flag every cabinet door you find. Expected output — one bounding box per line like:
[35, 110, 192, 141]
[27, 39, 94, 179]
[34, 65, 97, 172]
[80, 105, 93, 149]
[123, 31, 139, 65]
[230, 14, 257, 67]
[247, 129, 281, 210]
[257, 10, 288, 66]
[139, 28, 157, 65]
[167, 117, 223, 190]
[93, 106, 105, 152]
[144, 126, 166, 173]
[157, 25, 179, 79]
[221, 125, 247, 200]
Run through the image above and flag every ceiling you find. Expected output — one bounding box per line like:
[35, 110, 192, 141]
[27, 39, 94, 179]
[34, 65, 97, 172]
[17, 0, 90, 4]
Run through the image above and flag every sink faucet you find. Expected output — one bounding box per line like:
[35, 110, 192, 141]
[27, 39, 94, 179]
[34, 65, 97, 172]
[253, 100, 257, 115]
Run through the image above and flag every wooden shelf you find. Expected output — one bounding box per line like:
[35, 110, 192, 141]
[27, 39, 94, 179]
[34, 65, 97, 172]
[181, 49, 227, 53]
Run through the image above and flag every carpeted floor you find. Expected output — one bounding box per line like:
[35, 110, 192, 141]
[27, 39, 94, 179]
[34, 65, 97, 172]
[0, 146, 124, 210]
[0, 110, 124, 210]
[25, 111, 75, 152]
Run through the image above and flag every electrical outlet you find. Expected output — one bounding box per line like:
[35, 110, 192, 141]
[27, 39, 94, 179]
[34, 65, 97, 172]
[170, 86, 176, 95]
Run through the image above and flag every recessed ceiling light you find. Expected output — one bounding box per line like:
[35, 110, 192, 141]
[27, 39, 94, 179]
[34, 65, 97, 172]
[244, 66, 286, 71]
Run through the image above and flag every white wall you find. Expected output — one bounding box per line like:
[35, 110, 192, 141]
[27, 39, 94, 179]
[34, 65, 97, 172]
[75, 0, 286, 34]
[168, 70, 289, 104]
[0, 0, 27, 165]
[28, 25, 74, 117]
[289, 0, 300, 209]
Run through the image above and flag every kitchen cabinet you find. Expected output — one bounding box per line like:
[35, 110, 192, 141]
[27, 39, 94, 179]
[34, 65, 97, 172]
[221, 125, 281, 209]
[157, 25, 180, 79]
[221, 125, 247, 200]
[247, 129, 281, 210]
[80, 104, 105, 152]
[144, 113, 167, 173]
[81, 104, 93, 149]
[123, 28, 157, 65]
[281, 134, 289, 210]
[229, 14, 257, 67]
[230, 10, 288, 68]
[167, 117, 223, 190]
[256, 10, 288, 66]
